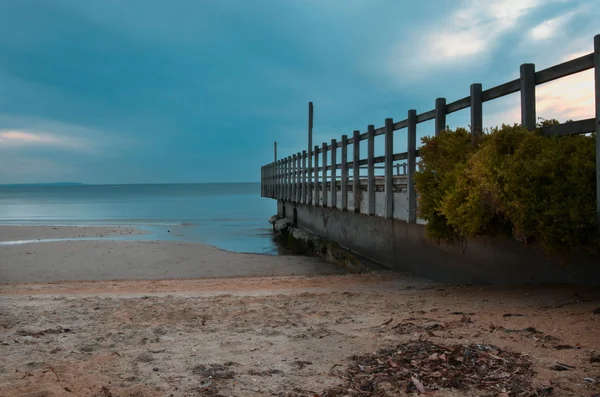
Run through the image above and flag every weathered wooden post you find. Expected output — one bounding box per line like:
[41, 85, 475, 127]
[470, 83, 483, 145]
[594, 34, 600, 226]
[274, 142, 277, 162]
[276, 160, 281, 199]
[341, 135, 348, 211]
[435, 98, 446, 137]
[367, 125, 375, 215]
[308, 102, 313, 205]
[284, 156, 289, 201]
[384, 119, 394, 219]
[407, 110, 417, 223]
[322, 142, 328, 207]
[297, 153, 302, 202]
[302, 151, 307, 204]
[331, 139, 337, 209]
[297, 153, 303, 202]
[353, 130, 361, 213]
[314, 145, 320, 206]
[269, 163, 273, 198]
[291, 154, 298, 202]
[520, 63, 536, 131]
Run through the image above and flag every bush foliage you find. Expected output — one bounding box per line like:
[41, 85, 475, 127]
[414, 122, 598, 253]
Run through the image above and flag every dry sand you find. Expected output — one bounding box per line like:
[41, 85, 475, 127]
[1, 226, 600, 396]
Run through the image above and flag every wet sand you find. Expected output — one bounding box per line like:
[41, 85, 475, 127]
[0, 226, 343, 283]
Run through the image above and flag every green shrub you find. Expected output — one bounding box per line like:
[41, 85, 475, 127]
[415, 123, 598, 254]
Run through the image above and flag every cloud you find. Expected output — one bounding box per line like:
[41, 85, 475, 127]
[529, 11, 577, 41]
[0, 130, 89, 150]
[384, 0, 567, 84]
[0, 114, 135, 154]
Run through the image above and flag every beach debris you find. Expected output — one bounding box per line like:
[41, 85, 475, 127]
[593, 308, 600, 315]
[584, 377, 596, 383]
[460, 314, 473, 324]
[192, 363, 236, 379]
[137, 352, 154, 363]
[321, 340, 534, 396]
[247, 368, 284, 376]
[100, 386, 114, 397]
[379, 318, 393, 327]
[590, 354, 600, 363]
[291, 360, 313, 370]
[550, 362, 575, 371]
[503, 313, 525, 317]
[15, 326, 72, 338]
[553, 344, 576, 350]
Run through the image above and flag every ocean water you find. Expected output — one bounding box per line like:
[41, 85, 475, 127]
[0, 183, 283, 254]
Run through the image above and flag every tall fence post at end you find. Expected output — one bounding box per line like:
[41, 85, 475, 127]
[384, 118, 394, 219]
[470, 83, 483, 145]
[520, 63, 536, 131]
[302, 151, 307, 204]
[314, 145, 320, 206]
[274, 142, 277, 162]
[407, 110, 417, 223]
[322, 142, 328, 207]
[367, 125, 375, 215]
[594, 34, 600, 227]
[341, 135, 348, 211]
[435, 98, 446, 137]
[331, 139, 337, 209]
[353, 130, 361, 213]
[308, 103, 313, 206]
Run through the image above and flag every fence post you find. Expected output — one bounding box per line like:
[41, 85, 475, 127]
[285, 156, 290, 201]
[308, 102, 313, 205]
[520, 63, 536, 131]
[367, 125, 375, 215]
[298, 153, 303, 202]
[353, 130, 361, 213]
[594, 34, 600, 227]
[331, 139, 337, 209]
[293, 154, 298, 202]
[269, 163, 273, 198]
[322, 142, 328, 207]
[384, 119, 393, 219]
[302, 151, 307, 204]
[435, 98, 446, 137]
[314, 145, 320, 206]
[407, 110, 417, 223]
[275, 160, 283, 200]
[470, 83, 483, 145]
[341, 135, 348, 211]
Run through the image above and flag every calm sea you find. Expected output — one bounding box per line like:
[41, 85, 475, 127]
[0, 183, 283, 254]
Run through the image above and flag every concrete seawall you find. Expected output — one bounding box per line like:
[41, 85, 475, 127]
[278, 200, 600, 285]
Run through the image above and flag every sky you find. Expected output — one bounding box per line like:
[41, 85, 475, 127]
[0, 0, 598, 184]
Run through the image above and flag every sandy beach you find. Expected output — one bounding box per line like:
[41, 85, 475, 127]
[0, 226, 343, 283]
[1, 226, 600, 396]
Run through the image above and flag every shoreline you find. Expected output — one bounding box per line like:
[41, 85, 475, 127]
[0, 225, 344, 284]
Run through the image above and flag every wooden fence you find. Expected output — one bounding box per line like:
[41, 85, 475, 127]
[261, 34, 600, 224]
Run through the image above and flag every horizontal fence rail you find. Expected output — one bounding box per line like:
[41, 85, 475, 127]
[261, 34, 600, 225]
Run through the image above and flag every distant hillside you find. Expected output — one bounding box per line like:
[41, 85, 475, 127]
[0, 182, 86, 187]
